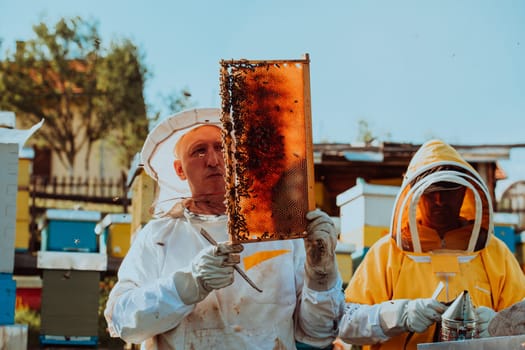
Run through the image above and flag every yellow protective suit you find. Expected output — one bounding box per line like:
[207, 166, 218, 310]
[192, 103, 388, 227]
[340, 139, 525, 350]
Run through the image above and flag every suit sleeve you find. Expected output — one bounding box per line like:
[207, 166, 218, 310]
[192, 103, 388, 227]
[104, 219, 193, 344]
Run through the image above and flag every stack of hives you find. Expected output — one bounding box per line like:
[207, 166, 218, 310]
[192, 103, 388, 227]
[37, 208, 106, 347]
[0, 111, 37, 349]
[336, 178, 399, 281]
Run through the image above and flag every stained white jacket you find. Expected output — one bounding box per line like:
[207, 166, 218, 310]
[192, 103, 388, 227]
[104, 211, 344, 349]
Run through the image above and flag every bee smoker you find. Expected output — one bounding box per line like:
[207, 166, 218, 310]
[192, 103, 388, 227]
[440, 290, 477, 341]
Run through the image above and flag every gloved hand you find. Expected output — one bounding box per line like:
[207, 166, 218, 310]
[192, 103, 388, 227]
[379, 298, 448, 336]
[475, 306, 496, 338]
[304, 209, 339, 291]
[174, 242, 243, 305]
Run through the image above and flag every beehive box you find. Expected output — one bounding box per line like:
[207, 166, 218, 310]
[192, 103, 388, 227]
[96, 213, 132, 258]
[335, 241, 355, 287]
[0, 143, 18, 274]
[127, 155, 155, 240]
[493, 212, 518, 253]
[15, 275, 42, 311]
[41, 209, 101, 252]
[15, 147, 34, 251]
[130, 169, 155, 236]
[39, 269, 99, 346]
[0, 273, 16, 325]
[336, 178, 398, 251]
[37, 251, 107, 272]
[37, 251, 105, 347]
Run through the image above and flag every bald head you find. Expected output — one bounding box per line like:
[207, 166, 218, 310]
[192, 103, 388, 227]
[174, 124, 222, 160]
[172, 124, 225, 202]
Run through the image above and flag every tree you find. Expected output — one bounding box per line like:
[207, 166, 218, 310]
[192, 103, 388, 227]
[357, 119, 375, 144]
[0, 16, 149, 174]
[163, 88, 195, 115]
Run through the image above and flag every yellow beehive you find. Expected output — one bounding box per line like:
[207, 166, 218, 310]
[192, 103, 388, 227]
[96, 213, 132, 258]
[127, 154, 156, 242]
[335, 241, 355, 287]
[314, 181, 334, 214]
[16, 190, 30, 221]
[109, 222, 131, 258]
[15, 219, 30, 251]
[130, 170, 155, 238]
[17, 155, 31, 188]
[15, 149, 33, 251]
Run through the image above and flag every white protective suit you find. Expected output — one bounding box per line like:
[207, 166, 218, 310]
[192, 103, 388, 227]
[104, 108, 344, 350]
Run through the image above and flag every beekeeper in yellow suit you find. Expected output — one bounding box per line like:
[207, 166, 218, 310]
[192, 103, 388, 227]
[338, 139, 525, 349]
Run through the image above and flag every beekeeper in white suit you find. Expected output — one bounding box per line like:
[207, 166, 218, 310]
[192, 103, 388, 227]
[104, 108, 344, 350]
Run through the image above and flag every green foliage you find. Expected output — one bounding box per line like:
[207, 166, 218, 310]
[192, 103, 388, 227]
[14, 306, 40, 329]
[357, 119, 375, 144]
[98, 275, 116, 318]
[163, 87, 195, 115]
[98, 39, 149, 168]
[0, 16, 149, 172]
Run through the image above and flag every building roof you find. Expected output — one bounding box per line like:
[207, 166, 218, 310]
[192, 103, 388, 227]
[313, 141, 525, 180]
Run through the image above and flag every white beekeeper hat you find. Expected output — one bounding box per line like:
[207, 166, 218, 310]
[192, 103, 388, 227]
[140, 108, 221, 216]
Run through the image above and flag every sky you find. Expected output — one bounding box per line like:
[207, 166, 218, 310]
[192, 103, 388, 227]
[1, 0, 524, 198]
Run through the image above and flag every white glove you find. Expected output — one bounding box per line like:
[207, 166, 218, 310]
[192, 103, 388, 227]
[304, 209, 339, 291]
[379, 298, 448, 336]
[475, 306, 496, 338]
[174, 242, 243, 305]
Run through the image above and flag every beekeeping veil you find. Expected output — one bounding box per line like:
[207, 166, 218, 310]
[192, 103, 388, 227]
[141, 108, 221, 217]
[390, 139, 493, 253]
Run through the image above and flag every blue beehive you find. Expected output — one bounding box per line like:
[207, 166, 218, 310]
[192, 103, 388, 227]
[494, 225, 516, 253]
[41, 209, 101, 252]
[493, 212, 518, 253]
[0, 273, 16, 325]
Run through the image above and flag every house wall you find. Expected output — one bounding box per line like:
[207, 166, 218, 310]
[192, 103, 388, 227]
[51, 138, 126, 181]
[16, 111, 128, 182]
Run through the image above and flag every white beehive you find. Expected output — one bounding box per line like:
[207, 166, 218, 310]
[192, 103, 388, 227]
[336, 178, 399, 251]
[0, 143, 19, 273]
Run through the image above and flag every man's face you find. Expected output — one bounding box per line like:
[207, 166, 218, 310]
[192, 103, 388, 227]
[173, 125, 225, 197]
[419, 182, 466, 233]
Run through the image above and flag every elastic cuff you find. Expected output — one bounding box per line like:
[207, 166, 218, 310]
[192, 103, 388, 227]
[370, 303, 390, 342]
[305, 265, 339, 291]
